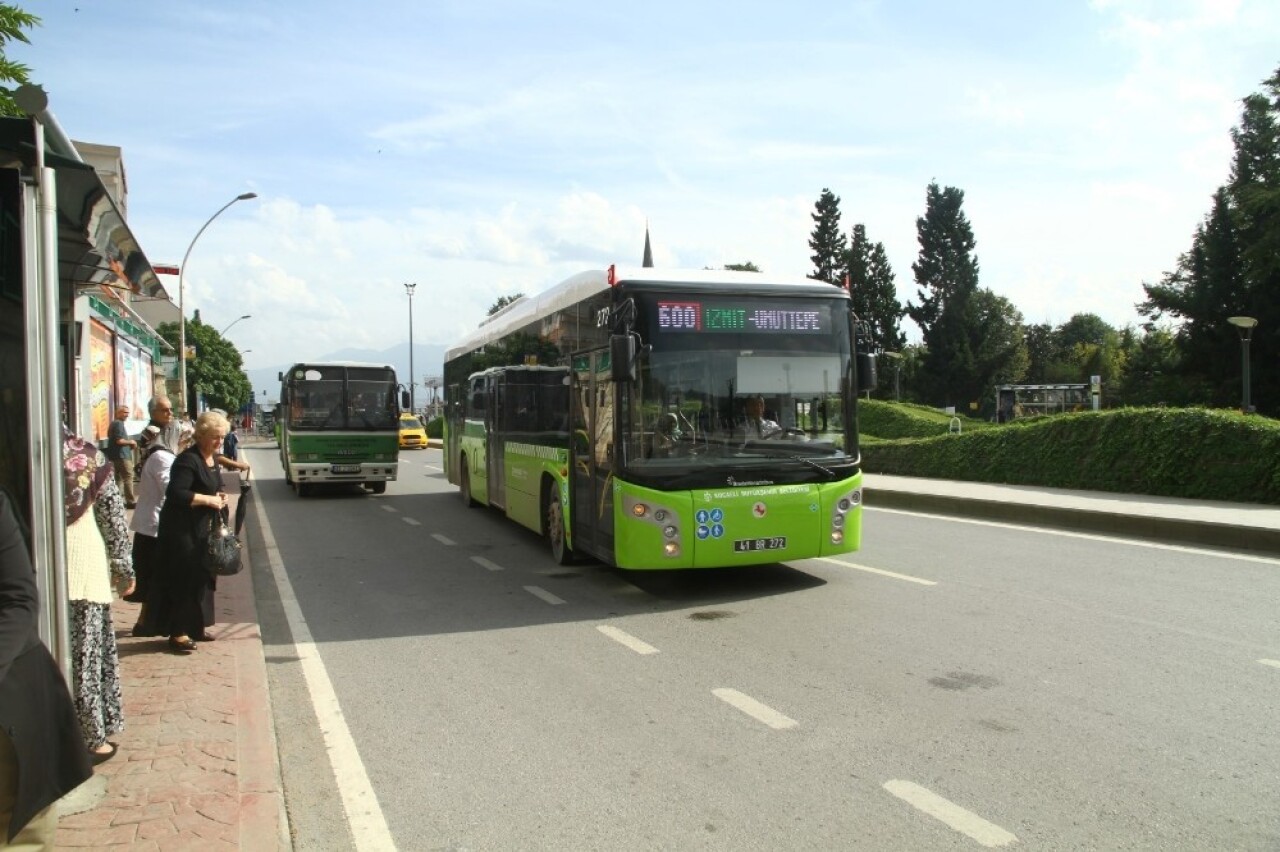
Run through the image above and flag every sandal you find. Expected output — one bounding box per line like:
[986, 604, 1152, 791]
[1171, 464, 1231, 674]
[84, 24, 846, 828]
[90, 742, 118, 765]
[168, 636, 197, 653]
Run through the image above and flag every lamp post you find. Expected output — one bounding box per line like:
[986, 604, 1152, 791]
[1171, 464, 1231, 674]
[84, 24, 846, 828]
[178, 192, 258, 417]
[1228, 316, 1258, 413]
[882, 351, 903, 401]
[404, 282, 417, 414]
[219, 314, 251, 336]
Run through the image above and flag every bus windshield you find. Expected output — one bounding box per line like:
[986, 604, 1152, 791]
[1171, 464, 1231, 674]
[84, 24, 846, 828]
[621, 294, 854, 477]
[285, 365, 397, 431]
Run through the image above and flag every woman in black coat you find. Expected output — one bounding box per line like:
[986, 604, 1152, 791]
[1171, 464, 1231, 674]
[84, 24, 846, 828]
[137, 411, 230, 652]
[0, 491, 93, 844]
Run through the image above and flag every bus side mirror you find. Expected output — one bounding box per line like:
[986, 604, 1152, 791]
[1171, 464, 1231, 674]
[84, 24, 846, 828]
[610, 334, 637, 383]
[401, 390, 411, 410]
[856, 352, 878, 393]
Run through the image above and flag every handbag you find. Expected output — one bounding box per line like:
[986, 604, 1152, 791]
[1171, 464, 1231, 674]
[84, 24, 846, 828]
[203, 506, 243, 577]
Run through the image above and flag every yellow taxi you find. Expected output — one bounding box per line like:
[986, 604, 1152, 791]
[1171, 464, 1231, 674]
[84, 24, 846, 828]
[398, 412, 428, 449]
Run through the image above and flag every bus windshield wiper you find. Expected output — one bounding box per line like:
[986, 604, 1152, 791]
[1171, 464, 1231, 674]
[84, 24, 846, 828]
[794, 455, 837, 479]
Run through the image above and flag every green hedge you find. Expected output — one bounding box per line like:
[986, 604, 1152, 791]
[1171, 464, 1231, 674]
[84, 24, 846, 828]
[859, 405, 1280, 504]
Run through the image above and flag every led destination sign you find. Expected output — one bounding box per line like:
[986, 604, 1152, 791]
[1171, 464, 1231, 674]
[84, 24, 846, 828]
[655, 300, 827, 334]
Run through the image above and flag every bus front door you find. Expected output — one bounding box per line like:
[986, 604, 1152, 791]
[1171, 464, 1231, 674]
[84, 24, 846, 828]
[570, 350, 616, 564]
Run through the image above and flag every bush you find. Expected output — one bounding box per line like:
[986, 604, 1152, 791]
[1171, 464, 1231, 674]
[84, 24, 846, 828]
[425, 415, 444, 439]
[859, 405, 1280, 504]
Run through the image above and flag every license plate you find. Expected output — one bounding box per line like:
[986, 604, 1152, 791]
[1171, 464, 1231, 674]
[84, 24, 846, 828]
[733, 536, 787, 552]
[331, 464, 360, 474]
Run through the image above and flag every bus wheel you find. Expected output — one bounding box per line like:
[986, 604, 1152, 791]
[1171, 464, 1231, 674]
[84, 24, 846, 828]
[368, 481, 386, 495]
[460, 465, 478, 508]
[546, 483, 573, 565]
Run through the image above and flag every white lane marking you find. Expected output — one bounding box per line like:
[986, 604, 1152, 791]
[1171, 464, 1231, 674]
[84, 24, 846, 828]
[868, 506, 1280, 565]
[380, 505, 397, 513]
[471, 556, 505, 572]
[815, 557, 936, 586]
[597, 625, 660, 655]
[712, 688, 797, 730]
[1260, 659, 1280, 669]
[524, 585, 565, 605]
[423, 465, 442, 472]
[401, 517, 420, 526]
[883, 779, 1017, 848]
[431, 533, 456, 546]
[251, 498, 394, 849]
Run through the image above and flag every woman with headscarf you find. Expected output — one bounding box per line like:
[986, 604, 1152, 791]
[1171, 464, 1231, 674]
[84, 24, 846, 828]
[62, 427, 134, 764]
[127, 420, 188, 628]
[151, 411, 230, 652]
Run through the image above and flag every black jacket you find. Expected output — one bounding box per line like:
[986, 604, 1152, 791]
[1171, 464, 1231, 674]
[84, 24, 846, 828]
[0, 492, 92, 840]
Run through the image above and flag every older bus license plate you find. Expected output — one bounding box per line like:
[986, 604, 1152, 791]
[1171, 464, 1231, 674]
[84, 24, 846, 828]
[331, 464, 360, 474]
[733, 537, 786, 552]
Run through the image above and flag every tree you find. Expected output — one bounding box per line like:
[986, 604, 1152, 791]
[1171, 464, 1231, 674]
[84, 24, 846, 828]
[0, 4, 38, 117]
[807, 188, 847, 286]
[1139, 64, 1280, 414]
[844, 223, 905, 352]
[157, 319, 252, 415]
[488, 294, 524, 316]
[723, 262, 760, 272]
[906, 182, 983, 406]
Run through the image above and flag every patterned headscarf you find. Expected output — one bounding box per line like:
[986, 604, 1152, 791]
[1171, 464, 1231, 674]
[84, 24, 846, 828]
[63, 426, 112, 526]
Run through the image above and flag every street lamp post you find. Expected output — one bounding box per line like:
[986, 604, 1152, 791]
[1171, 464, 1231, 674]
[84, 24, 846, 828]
[1228, 316, 1258, 413]
[178, 192, 258, 416]
[404, 282, 417, 413]
[882, 351, 903, 401]
[219, 314, 251, 336]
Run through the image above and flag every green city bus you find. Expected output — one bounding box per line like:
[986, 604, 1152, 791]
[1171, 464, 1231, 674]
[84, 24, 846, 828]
[277, 361, 407, 496]
[444, 265, 875, 569]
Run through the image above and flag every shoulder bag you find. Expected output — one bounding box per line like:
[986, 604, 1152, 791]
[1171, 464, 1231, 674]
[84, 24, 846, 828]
[203, 506, 243, 577]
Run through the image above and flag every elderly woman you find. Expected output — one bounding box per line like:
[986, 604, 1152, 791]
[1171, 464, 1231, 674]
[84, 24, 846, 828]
[150, 411, 231, 652]
[128, 419, 189, 631]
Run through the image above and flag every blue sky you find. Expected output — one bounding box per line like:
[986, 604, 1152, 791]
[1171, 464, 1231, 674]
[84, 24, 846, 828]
[16, 0, 1280, 379]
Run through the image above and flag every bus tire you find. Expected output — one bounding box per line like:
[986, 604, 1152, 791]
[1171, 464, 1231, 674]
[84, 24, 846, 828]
[460, 464, 478, 508]
[368, 481, 386, 494]
[298, 483, 312, 498]
[545, 481, 573, 565]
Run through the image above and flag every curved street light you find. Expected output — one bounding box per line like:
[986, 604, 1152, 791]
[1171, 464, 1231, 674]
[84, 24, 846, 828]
[220, 314, 251, 336]
[179, 192, 258, 416]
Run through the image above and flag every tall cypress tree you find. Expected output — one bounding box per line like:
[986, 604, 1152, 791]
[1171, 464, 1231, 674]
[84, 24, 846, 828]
[845, 223, 905, 352]
[906, 182, 981, 406]
[808, 189, 847, 286]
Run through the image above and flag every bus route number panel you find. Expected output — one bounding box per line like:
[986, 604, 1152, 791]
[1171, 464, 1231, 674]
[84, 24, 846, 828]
[733, 536, 787, 552]
[655, 300, 828, 334]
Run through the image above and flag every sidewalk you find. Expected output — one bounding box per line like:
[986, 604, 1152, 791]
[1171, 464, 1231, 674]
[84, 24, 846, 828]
[53, 476, 288, 850]
[864, 473, 1280, 555]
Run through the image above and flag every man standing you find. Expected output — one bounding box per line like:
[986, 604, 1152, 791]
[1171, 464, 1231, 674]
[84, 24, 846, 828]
[106, 405, 138, 508]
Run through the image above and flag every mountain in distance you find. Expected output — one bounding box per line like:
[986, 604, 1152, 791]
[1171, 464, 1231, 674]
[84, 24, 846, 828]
[246, 342, 449, 408]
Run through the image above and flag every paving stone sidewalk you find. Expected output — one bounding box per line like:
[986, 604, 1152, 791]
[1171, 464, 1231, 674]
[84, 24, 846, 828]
[54, 483, 288, 850]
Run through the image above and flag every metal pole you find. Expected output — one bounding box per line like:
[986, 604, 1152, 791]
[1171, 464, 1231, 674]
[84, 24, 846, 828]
[179, 193, 257, 417]
[405, 282, 417, 413]
[1242, 336, 1252, 413]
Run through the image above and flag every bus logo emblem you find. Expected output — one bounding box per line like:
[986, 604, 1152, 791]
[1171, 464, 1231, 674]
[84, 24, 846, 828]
[752, 502, 767, 518]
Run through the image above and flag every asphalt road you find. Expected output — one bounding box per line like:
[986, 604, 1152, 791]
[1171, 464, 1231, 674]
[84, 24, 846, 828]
[246, 444, 1280, 851]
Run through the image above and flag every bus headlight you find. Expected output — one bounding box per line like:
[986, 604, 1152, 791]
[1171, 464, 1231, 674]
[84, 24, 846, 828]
[664, 542, 680, 557]
[654, 509, 667, 522]
[632, 503, 648, 518]
[663, 525, 678, 539]
[837, 497, 851, 512]
[832, 514, 845, 529]
[831, 530, 844, 544]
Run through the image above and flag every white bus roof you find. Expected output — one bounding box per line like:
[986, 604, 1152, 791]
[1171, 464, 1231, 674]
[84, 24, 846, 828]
[446, 265, 832, 362]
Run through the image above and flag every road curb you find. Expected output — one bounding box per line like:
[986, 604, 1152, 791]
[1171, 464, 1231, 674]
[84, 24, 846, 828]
[866, 489, 1280, 556]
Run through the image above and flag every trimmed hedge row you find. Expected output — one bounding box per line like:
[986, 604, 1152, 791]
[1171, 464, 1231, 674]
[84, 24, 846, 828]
[858, 400, 996, 439]
[859, 405, 1280, 505]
